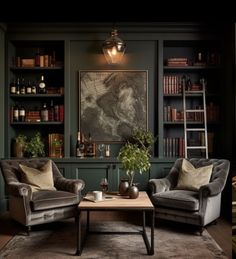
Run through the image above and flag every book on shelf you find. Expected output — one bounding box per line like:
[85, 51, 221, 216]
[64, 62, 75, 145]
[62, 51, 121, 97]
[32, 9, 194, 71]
[48, 133, 64, 158]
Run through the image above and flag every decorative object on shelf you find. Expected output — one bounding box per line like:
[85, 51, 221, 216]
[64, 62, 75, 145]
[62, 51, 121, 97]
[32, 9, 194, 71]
[118, 142, 151, 199]
[24, 132, 45, 158]
[14, 134, 27, 158]
[102, 28, 126, 64]
[79, 70, 148, 142]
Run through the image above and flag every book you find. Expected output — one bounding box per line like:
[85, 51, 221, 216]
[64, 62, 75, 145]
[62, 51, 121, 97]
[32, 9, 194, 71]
[83, 194, 116, 203]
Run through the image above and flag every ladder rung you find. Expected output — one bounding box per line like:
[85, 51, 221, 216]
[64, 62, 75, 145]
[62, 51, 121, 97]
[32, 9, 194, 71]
[185, 90, 204, 94]
[186, 128, 206, 131]
[186, 109, 204, 112]
[186, 146, 207, 149]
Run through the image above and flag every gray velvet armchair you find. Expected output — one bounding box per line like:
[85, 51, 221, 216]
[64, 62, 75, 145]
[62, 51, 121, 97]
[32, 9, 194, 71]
[0, 159, 85, 233]
[148, 158, 230, 234]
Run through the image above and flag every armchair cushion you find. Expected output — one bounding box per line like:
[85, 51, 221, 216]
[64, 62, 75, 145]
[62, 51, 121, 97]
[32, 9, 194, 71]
[31, 190, 78, 211]
[176, 159, 213, 191]
[151, 190, 199, 211]
[19, 160, 56, 192]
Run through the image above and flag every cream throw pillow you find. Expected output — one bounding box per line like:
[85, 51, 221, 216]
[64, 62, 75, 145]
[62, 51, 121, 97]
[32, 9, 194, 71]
[176, 159, 213, 191]
[19, 160, 56, 192]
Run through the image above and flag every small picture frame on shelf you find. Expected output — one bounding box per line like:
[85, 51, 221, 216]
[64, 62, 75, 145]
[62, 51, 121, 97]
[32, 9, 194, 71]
[78, 70, 148, 142]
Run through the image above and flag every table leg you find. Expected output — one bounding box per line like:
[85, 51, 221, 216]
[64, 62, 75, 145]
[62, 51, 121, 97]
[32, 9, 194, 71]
[75, 210, 82, 256]
[150, 209, 155, 255]
[87, 210, 90, 233]
[142, 210, 155, 255]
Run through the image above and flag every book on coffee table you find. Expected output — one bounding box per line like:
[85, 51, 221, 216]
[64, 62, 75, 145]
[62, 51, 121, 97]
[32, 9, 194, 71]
[84, 194, 116, 203]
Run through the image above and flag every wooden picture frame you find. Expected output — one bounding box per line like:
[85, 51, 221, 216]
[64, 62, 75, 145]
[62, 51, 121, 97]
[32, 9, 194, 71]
[78, 70, 148, 142]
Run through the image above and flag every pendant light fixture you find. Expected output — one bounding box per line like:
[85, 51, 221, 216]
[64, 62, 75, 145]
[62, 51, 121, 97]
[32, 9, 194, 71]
[102, 29, 126, 64]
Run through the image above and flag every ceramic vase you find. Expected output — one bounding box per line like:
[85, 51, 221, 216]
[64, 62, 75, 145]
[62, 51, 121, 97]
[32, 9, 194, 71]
[118, 178, 129, 195]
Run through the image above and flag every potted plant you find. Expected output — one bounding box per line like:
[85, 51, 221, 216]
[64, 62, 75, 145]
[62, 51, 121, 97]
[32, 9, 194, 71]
[14, 134, 27, 157]
[118, 143, 151, 198]
[24, 132, 45, 157]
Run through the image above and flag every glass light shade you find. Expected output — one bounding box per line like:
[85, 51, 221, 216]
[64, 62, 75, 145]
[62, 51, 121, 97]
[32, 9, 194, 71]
[102, 29, 126, 64]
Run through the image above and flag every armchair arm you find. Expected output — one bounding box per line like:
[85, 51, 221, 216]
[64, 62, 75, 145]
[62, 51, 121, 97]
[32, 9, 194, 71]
[199, 178, 225, 198]
[54, 177, 85, 195]
[148, 178, 171, 195]
[8, 182, 32, 198]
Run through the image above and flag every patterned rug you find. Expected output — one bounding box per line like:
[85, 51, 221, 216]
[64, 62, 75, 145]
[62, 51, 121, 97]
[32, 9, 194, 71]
[0, 220, 228, 259]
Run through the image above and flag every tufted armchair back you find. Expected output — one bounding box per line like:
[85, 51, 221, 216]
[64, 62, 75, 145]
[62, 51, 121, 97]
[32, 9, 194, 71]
[165, 158, 230, 192]
[1, 159, 63, 186]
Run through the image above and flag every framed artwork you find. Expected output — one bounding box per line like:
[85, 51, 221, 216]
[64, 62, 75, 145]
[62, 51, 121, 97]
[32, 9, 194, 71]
[78, 70, 148, 142]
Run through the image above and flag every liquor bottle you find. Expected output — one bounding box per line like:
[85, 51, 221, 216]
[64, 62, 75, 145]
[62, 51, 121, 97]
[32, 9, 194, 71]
[48, 99, 55, 121]
[19, 105, 26, 122]
[76, 131, 84, 157]
[10, 79, 16, 94]
[35, 48, 40, 67]
[31, 81, 37, 94]
[41, 103, 48, 122]
[86, 133, 96, 157]
[16, 78, 20, 95]
[13, 104, 19, 122]
[26, 80, 32, 94]
[20, 78, 26, 95]
[38, 75, 46, 94]
[186, 76, 192, 91]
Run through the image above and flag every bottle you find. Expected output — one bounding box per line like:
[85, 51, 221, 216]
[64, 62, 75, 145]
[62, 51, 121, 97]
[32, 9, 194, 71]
[105, 144, 110, 157]
[76, 131, 85, 157]
[13, 104, 19, 122]
[19, 105, 26, 122]
[41, 103, 48, 122]
[86, 133, 96, 157]
[10, 79, 16, 94]
[49, 99, 55, 121]
[26, 80, 32, 94]
[35, 48, 40, 67]
[186, 76, 192, 91]
[20, 78, 26, 95]
[31, 81, 37, 94]
[16, 78, 20, 95]
[38, 75, 46, 94]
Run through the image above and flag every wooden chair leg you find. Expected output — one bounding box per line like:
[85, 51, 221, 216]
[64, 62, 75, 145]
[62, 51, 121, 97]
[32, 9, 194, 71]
[199, 227, 204, 235]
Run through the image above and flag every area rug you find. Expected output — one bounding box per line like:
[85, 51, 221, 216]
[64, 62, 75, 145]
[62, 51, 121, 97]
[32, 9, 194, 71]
[0, 220, 228, 259]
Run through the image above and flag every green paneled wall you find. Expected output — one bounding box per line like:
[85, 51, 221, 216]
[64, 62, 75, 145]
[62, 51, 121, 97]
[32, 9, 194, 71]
[69, 40, 156, 157]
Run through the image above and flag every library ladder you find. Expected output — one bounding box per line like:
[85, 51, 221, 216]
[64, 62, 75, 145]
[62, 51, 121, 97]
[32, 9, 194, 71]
[183, 83, 208, 158]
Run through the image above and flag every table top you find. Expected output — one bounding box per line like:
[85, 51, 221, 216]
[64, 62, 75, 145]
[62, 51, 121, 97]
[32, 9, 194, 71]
[79, 191, 154, 210]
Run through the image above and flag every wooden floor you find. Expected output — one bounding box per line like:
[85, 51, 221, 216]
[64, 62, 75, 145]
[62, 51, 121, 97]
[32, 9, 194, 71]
[0, 212, 232, 258]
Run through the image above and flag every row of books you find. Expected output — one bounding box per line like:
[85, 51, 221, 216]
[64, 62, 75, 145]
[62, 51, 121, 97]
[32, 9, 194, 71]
[164, 106, 204, 122]
[163, 137, 185, 158]
[163, 104, 219, 122]
[163, 75, 202, 94]
[165, 58, 188, 67]
[164, 132, 214, 158]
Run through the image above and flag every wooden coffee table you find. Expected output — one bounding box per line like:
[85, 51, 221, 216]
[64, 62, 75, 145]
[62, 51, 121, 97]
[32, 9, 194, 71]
[75, 191, 154, 256]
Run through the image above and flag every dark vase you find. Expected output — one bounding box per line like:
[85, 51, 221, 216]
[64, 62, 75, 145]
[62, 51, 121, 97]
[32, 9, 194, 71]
[118, 178, 129, 195]
[128, 184, 139, 199]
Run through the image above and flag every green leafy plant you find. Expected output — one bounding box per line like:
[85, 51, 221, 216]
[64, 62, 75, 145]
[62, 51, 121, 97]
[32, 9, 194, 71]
[118, 143, 151, 186]
[15, 134, 27, 157]
[130, 127, 156, 151]
[24, 132, 45, 157]
[15, 134, 27, 144]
